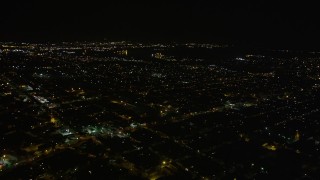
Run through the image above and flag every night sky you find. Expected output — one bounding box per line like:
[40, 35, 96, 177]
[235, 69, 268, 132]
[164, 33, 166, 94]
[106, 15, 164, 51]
[1, 1, 319, 49]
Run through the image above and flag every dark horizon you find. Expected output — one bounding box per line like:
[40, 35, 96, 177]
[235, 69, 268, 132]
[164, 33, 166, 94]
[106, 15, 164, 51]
[1, 1, 320, 49]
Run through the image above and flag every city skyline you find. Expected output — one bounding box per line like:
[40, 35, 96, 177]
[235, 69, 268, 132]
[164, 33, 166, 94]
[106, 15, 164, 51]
[1, 1, 320, 179]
